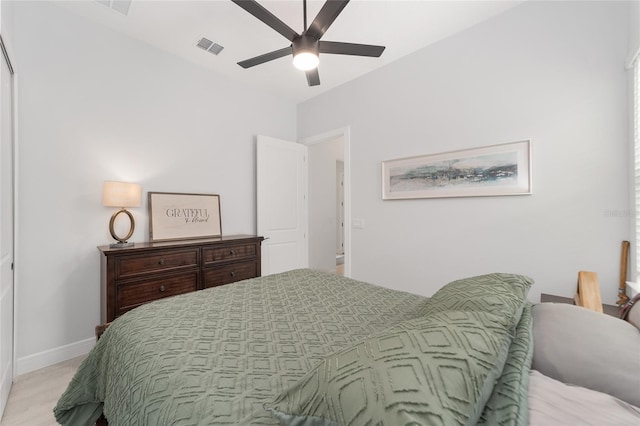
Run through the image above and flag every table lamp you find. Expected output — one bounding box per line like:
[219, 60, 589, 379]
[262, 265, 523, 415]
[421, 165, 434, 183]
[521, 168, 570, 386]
[102, 181, 142, 248]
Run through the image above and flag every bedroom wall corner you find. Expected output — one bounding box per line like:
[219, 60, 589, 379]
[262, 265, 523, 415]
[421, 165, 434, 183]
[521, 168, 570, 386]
[11, 1, 297, 373]
[297, 0, 630, 305]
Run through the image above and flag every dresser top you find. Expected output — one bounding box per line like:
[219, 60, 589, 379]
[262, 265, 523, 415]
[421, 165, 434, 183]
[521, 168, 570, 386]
[98, 234, 264, 254]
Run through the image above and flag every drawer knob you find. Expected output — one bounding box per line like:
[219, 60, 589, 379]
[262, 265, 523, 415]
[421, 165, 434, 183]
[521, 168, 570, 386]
[230, 271, 236, 277]
[230, 250, 235, 256]
[159, 285, 166, 292]
[158, 259, 165, 265]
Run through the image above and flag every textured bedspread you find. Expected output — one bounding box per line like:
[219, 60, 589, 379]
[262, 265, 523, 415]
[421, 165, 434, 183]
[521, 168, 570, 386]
[55, 269, 428, 425]
[55, 269, 533, 426]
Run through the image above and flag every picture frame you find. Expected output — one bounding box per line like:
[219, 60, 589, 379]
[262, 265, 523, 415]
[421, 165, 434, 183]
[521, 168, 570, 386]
[148, 192, 222, 242]
[382, 140, 532, 200]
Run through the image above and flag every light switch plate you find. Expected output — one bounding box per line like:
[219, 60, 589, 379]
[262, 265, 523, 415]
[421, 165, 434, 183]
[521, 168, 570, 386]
[352, 218, 365, 229]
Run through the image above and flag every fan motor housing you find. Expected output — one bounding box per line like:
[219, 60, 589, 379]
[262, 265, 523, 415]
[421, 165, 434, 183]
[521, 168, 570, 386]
[293, 36, 319, 56]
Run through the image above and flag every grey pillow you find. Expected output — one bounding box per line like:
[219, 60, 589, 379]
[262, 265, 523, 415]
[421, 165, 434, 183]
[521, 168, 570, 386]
[532, 303, 640, 407]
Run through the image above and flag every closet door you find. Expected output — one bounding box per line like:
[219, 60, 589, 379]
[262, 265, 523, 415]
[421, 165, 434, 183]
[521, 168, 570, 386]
[0, 35, 15, 418]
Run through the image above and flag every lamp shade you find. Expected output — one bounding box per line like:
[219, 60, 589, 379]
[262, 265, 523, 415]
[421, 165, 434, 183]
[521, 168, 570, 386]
[102, 181, 142, 208]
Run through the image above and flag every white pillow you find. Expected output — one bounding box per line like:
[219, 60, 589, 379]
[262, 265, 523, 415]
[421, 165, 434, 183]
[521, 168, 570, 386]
[529, 370, 640, 425]
[532, 303, 640, 407]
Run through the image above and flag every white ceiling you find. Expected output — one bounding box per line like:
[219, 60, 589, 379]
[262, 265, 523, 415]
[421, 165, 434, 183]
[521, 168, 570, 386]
[54, 0, 522, 103]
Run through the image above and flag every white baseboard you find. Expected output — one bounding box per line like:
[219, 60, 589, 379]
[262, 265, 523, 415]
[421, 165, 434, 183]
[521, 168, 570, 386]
[16, 337, 95, 376]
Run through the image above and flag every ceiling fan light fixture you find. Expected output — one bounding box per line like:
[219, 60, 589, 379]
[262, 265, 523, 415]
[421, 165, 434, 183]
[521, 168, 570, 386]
[232, 0, 386, 86]
[293, 51, 319, 70]
[292, 36, 319, 71]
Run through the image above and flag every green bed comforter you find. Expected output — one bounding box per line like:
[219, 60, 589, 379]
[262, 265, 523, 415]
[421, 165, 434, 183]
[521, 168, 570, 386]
[54, 269, 533, 426]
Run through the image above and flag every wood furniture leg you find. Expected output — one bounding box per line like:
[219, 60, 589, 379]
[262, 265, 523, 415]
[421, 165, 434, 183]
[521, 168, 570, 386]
[95, 323, 112, 341]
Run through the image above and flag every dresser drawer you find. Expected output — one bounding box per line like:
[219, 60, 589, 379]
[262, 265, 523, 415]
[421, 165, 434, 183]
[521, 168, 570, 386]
[116, 271, 199, 317]
[203, 243, 257, 265]
[203, 261, 259, 288]
[115, 249, 199, 279]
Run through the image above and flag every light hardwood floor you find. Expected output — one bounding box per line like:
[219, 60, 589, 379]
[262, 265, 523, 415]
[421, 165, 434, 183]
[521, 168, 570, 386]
[0, 355, 86, 426]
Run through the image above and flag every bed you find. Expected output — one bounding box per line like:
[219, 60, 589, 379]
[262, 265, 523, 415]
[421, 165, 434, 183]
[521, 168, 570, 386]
[54, 269, 640, 425]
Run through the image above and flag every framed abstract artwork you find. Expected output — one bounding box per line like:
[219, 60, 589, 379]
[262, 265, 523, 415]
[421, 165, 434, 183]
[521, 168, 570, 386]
[382, 140, 532, 200]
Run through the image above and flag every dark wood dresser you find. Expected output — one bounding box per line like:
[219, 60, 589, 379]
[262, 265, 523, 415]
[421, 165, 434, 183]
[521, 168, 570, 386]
[98, 235, 263, 323]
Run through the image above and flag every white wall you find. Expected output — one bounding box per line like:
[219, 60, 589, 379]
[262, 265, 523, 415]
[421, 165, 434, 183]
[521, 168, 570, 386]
[298, 1, 630, 304]
[308, 136, 343, 272]
[628, 0, 640, 67]
[1, 1, 15, 52]
[12, 1, 296, 372]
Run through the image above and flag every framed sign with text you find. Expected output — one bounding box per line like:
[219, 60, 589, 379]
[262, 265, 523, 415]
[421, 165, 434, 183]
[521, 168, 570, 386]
[148, 192, 222, 242]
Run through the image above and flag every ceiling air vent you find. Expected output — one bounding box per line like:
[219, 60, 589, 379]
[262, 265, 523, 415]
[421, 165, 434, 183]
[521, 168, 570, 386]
[95, 0, 132, 16]
[196, 38, 224, 56]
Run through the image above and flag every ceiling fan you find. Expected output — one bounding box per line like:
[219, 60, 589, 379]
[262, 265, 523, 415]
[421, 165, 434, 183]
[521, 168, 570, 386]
[231, 0, 385, 87]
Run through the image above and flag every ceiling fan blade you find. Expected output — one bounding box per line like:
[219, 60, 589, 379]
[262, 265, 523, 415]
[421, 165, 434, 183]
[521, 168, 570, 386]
[232, 0, 299, 42]
[238, 46, 292, 68]
[306, 0, 350, 40]
[319, 41, 385, 57]
[306, 68, 320, 86]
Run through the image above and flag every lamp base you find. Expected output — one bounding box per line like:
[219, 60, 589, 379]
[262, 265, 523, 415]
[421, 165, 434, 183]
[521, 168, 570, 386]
[110, 241, 135, 248]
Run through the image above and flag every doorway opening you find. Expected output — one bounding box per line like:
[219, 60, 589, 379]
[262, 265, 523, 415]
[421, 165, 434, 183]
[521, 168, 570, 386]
[335, 161, 344, 275]
[303, 127, 351, 277]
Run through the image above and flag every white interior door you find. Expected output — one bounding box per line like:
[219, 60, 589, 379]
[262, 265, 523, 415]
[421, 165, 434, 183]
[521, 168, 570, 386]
[257, 135, 308, 275]
[0, 37, 15, 418]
